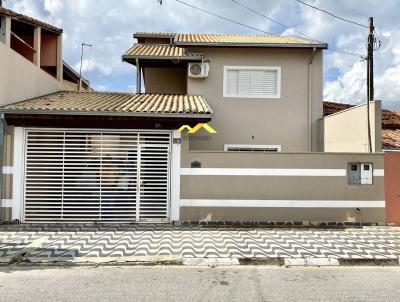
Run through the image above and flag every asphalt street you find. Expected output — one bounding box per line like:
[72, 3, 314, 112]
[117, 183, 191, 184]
[1, 265, 400, 301]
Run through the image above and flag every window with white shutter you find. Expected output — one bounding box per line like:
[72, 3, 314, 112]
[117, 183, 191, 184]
[223, 66, 281, 98]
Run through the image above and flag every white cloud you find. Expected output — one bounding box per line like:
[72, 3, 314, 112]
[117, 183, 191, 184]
[5, 0, 400, 106]
[95, 84, 108, 91]
[324, 61, 367, 103]
[375, 65, 400, 100]
[73, 58, 114, 77]
[43, 0, 62, 14]
[324, 27, 400, 103]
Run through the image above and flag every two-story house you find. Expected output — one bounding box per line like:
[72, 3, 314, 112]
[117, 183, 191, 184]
[123, 32, 326, 152]
[0, 27, 389, 224]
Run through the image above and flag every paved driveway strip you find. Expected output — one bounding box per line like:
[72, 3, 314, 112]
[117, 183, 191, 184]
[1, 224, 400, 262]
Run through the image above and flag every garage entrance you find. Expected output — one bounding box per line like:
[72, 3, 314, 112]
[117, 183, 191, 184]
[23, 129, 171, 223]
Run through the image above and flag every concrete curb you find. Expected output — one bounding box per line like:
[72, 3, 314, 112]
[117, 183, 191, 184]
[238, 257, 284, 266]
[0, 255, 183, 266]
[284, 258, 339, 266]
[283, 258, 400, 267]
[1, 256, 399, 267]
[338, 258, 400, 266]
[183, 257, 239, 266]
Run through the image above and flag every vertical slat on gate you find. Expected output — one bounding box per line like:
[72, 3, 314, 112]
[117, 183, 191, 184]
[138, 132, 170, 221]
[61, 131, 65, 220]
[99, 133, 103, 221]
[136, 145, 141, 221]
[23, 129, 170, 223]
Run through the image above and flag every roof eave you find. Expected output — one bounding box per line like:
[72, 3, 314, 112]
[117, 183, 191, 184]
[174, 42, 328, 49]
[133, 33, 176, 39]
[0, 8, 63, 34]
[0, 109, 213, 119]
[122, 55, 202, 62]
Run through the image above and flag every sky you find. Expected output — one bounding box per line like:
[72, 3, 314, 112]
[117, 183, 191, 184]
[4, 0, 400, 109]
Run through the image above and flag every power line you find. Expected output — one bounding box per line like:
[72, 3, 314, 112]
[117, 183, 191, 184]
[296, 0, 368, 29]
[228, 0, 365, 58]
[327, 49, 366, 59]
[176, 0, 366, 58]
[231, 0, 366, 59]
[175, 0, 275, 36]
[230, 0, 314, 40]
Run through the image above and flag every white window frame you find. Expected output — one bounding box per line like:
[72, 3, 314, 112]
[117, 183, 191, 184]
[223, 66, 281, 99]
[224, 144, 282, 152]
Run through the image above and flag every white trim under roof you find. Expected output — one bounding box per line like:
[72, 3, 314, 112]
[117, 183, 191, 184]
[180, 168, 385, 177]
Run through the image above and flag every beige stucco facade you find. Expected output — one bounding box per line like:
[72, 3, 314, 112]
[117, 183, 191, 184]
[0, 127, 13, 222]
[188, 47, 323, 151]
[144, 67, 186, 94]
[320, 101, 382, 152]
[0, 41, 63, 105]
[180, 207, 385, 223]
[0, 13, 64, 106]
[143, 47, 323, 152]
[179, 138, 385, 222]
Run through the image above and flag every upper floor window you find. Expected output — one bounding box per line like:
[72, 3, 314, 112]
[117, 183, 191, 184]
[223, 66, 281, 98]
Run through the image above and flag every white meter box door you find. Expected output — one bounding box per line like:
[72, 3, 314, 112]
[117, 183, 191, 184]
[348, 163, 373, 185]
[360, 163, 373, 185]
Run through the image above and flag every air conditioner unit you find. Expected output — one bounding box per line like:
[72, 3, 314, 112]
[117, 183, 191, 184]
[188, 62, 210, 78]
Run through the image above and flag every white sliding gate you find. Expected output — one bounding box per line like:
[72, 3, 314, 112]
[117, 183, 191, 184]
[23, 129, 171, 223]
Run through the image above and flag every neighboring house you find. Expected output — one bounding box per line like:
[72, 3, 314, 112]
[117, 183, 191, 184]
[324, 101, 400, 151]
[0, 7, 90, 106]
[63, 60, 92, 92]
[0, 17, 393, 224]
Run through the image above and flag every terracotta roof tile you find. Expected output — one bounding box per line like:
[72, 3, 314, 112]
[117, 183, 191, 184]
[132, 32, 327, 48]
[175, 33, 324, 46]
[1, 91, 213, 116]
[123, 44, 202, 59]
[382, 129, 400, 149]
[134, 32, 176, 38]
[323, 101, 354, 116]
[382, 109, 400, 129]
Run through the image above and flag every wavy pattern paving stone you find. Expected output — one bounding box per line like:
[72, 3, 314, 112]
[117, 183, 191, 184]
[1, 224, 400, 260]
